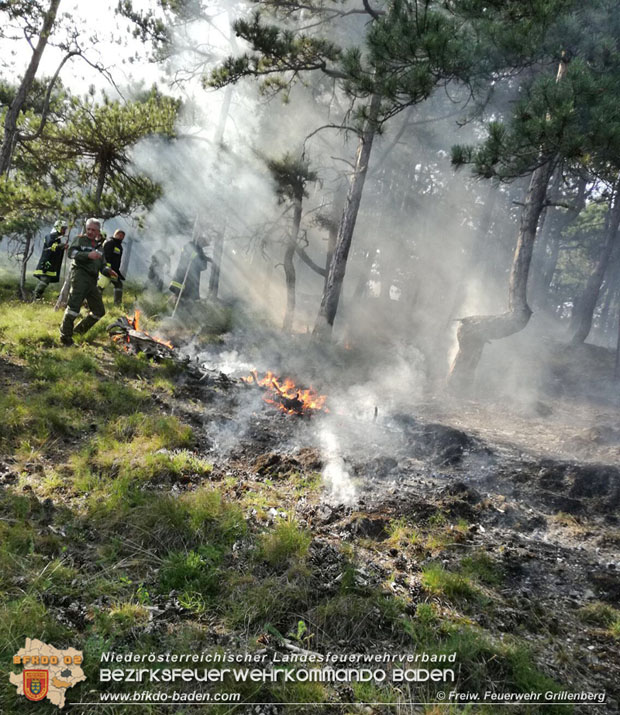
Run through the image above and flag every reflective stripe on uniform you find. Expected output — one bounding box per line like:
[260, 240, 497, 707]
[170, 281, 183, 289]
[64, 308, 80, 318]
[33, 270, 57, 277]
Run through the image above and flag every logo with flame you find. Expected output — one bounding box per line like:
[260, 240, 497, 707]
[243, 370, 328, 415]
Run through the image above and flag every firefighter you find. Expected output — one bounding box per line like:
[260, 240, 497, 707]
[97, 229, 126, 305]
[59, 218, 117, 347]
[169, 235, 210, 305]
[32, 220, 68, 299]
[148, 247, 170, 292]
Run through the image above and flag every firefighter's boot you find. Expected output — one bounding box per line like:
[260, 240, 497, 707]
[33, 277, 50, 300]
[60, 308, 79, 345]
[74, 313, 100, 335]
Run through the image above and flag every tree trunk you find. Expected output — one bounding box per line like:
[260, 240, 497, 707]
[313, 93, 381, 339]
[529, 167, 561, 301]
[54, 225, 73, 310]
[448, 158, 555, 392]
[55, 274, 71, 310]
[94, 157, 108, 213]
[535, 175, 587, 308]
[0, 0, 62, 175]
[570, 176, 620, 344]
[214, 86, 233, 145]
[282, 198, 302, 332]
[615, 306, 620, 380]
[19, 235, 34, 300]
[120, 236, 132, 276]
[209, 230, 224, 299]
[323, 189, 344, 291]
[602, 276, 620, 346]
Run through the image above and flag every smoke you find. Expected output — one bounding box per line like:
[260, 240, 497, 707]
[318, 425, 357, 506]
[118, 3, 609, 426]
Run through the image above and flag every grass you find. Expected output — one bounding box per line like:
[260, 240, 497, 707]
[259, 518, 312, 567]
[421, 564, 482, 602]
[578, 601, 620, 638]
[0, 276, 584, 712]
[460, 551, 504, 586]
[386, 516, 419, 547]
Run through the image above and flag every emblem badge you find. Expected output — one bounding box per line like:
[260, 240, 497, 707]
[24, 669, 49, 701]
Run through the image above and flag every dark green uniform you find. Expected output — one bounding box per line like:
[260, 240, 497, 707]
[60, 234, 113, 345]
[99, 236, 125, 305]
[33, 230, 65, 298]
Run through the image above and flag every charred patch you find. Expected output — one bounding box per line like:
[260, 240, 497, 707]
[393, 417, 487, 466]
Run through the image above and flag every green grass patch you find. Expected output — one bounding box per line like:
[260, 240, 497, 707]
[578, 601, 620, 638]
[386, 516, 419, 547]
[259, 519, 312, 568]
[577, 601, 618, 627]
[159, 545, 223, 596]
[69, 414, 206, 500]
[114, 351, 153, 377]
[421, 564, 481, 602]
[224, 569, 312, 632]
[94, 601, 150, 639]
[460, 551, 503, 586]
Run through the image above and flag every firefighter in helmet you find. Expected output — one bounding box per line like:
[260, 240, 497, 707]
[169, 234, 210, 305]
[33, 219, 68, 299]
[97, 229, 126, 305]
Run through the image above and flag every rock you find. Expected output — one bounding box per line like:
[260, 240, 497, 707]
[345, 515, 390, 540]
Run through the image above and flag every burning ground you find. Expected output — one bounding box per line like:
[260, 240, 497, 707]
[0, 293, 619, 714]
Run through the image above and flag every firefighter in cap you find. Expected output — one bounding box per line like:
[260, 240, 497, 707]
[59, 218, 117, 346]
[98, 229, 126, 305]
[169, 234, 210, 305]
[33, 219, 68, 299]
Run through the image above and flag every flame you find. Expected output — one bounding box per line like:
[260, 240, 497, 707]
[113, 312, 174, 351]
[243, 369, 328, 415]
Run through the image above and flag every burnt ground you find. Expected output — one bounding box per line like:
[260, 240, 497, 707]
[164, 365, 620, 714]
[2, 325, 619, 714]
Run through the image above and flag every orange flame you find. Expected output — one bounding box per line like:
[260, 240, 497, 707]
[114, 312, 174, 351]
[243, 369, 328, 415]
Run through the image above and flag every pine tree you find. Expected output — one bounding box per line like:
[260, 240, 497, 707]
[209, 0, 583, 339]
[266, 152, 318, 331]
[39, 89, 180, 218]
[449, 0, 620, 388]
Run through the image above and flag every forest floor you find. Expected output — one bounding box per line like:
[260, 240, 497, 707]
[0, 277, 619, 715]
